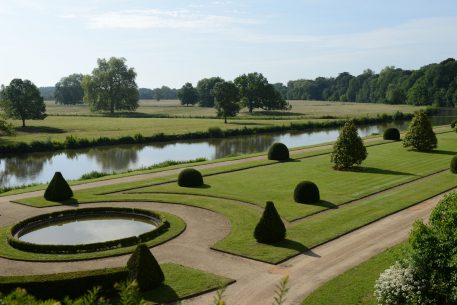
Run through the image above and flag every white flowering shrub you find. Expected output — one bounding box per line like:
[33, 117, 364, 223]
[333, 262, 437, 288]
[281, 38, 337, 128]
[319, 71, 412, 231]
[374, 262, 426, 305]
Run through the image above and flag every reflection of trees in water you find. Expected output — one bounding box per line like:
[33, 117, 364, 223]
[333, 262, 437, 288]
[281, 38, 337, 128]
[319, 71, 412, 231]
[1, 154, 52, 183]
[209, 134, 276, 159]
[84, 146, 139, 171]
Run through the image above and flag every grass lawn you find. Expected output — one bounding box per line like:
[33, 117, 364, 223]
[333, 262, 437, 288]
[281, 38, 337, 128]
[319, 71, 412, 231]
[301, 243, 406, 305]
[44, 100, 425, 119]
[0, 211, 185, 261]
[11, 129, 457, 263]
[133, 131, 457, 221]
[0, 263, 233, 304]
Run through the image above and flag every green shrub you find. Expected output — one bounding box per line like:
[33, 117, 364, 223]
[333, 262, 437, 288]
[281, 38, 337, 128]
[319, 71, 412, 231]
[383, 128, 400, 141]
[451, 120, 457, 129]
[403, 110, 437, 151]
[254, 201, 286, 244]
[294, 181, 320, 204]
[268, 143, 290, 161]
[43, 172, 73, 201]
[331, 120, 367, 169]
[451, 155, 457, 174]
[208, 127, 223, 137]
[177, 168, 203, 187]
[127, 244, 164, 291]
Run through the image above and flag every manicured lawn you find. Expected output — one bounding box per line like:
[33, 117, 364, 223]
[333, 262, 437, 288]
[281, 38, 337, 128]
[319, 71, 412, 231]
[135, 131, 457, 221]
[301, 244, 406, 305]
[0, 211, 185, 261]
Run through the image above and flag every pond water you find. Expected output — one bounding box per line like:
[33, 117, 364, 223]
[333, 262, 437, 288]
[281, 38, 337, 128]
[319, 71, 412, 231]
[16, 215, 158, 245]
[1, 109, 456, 188]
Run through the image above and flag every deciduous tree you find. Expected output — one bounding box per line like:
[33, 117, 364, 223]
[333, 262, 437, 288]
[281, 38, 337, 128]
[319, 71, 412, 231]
[177, 82, 199, 106]
[54, 73, 84, 105]
[213, 81, 240, 123]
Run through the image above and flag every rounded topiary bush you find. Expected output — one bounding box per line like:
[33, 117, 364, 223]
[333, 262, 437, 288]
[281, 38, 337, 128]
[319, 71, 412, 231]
[294, 181, 320, 204]
[44, 172, 73, 201]
[268, 143, 290, 161]
[383, 128, 400, 141]
[254, 201, 286, 244]
[127, 244, 164, 291]
[177, 168, 203, 187]
[451, 155, 457, 174]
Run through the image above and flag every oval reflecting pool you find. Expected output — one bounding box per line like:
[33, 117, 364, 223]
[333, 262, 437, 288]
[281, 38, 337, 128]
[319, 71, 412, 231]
[17, 215, 158, 245]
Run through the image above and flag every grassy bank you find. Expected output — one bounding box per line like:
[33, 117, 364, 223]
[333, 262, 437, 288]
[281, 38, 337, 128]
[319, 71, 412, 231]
[301, 243, 406, 305]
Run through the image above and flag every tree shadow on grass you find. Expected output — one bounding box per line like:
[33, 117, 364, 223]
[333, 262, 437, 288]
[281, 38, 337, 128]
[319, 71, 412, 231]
[50, 198, 79, 206]
[16, 126, 65, 134]
[348, 166, 413, 176]
[271, 239, 320, 258]
[142, 284, 179, 304]
[227, 121, 273, 126]
[425, 149, 456, 156]
[306, 200, 337, 209]
[181, 184, 211, 189]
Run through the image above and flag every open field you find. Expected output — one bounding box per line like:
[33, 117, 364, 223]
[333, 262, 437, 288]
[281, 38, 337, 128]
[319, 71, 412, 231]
[44, 99, 426, 119]
[301, 244, 406, 305]
[11, 129, 457, 264]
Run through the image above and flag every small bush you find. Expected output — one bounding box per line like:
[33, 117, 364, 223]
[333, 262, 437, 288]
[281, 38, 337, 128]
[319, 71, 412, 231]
[383, 128, 401, 141]
[451, 155, 457, 174]
[127, 244, 164, 291]
[294, 181, 320, 204]
[268, 143, 290, 161]
[44, 172, 73, 201]
[177, 168, 203, 187]
[208, 127, 223, 137]
[254, 201, 286, 244]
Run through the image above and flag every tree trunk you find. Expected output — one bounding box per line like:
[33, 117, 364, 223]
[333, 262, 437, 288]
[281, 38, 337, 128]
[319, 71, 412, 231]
[22, 118, 25, 127]
[224, 115, 227, 124]
[249, 106, 253, 113]
[110, 102, 114, 114]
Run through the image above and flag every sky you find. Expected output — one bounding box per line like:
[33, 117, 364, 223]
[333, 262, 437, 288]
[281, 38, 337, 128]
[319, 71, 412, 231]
[1, 0, 457, 88]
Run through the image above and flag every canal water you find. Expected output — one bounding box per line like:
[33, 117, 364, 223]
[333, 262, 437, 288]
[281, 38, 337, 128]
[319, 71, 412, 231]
[1, 109, 455, 188]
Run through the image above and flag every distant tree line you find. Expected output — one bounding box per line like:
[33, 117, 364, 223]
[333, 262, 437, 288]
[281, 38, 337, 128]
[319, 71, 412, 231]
[279, 58, 457, 106]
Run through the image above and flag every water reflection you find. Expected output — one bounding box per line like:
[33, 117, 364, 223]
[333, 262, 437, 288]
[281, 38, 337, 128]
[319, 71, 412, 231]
[0, 109, 455, 188]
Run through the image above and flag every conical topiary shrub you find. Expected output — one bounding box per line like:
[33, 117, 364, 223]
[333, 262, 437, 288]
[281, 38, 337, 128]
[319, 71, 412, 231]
[44, 172, 73, 201]
[127, 244, 164, 291]
[383, 128, 400, 141]
[254, 201, 286, 244]
[177, 168, 204, 187]
[331, 120, 367, 169]
[294, 181, 320, 204]
[451, 155, 457, 174]
[403, 110, 437, 151]
[268, 143, 290, 161]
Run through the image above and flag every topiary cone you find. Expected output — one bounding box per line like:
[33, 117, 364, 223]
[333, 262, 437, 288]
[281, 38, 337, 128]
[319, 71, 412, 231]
[44, 172, 73, 201]
[127, 244, 164, 291]
[254, 201, 286, 244]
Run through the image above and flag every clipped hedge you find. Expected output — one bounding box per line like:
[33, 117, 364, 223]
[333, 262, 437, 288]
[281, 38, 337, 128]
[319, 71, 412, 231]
[0, 111, 429, 155]
[294, 181, 320, 204]
[127, 244, 164, 291]
[254, 201, 286, 244]
[0, 267, 128, 300]
[7, 207, 169, 254]
[383, 128, 401, 141]
[268, 143, 290, 161]
[44, 172, 73, 202]
[451, 155, 457, 174]
[178, 168, 204, 187]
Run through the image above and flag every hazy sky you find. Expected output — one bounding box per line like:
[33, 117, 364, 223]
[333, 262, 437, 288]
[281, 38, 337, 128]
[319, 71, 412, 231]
[1, 0, 457, 88]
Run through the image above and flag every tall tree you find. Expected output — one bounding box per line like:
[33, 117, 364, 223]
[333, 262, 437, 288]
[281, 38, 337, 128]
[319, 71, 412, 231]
[177, 82, 199, 106]
[81, 57, 139, 114]
[0, 79, 46, 127]
[258, 84, 290, 110]
[403, 110, 437, 151]
[196, 77, 224, 107]
[54, 73, 84, 105]
[234, 72, 268, 112]
[213, 81, 240, 123]
[331, 120, 367, 169]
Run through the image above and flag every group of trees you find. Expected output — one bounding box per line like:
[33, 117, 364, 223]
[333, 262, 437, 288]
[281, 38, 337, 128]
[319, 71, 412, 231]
[138, 86, 177, 100]
[282, 58, 457, 106]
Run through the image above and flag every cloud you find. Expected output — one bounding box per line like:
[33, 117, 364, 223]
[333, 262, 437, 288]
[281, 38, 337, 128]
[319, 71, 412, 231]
[86, 9, 258, 30]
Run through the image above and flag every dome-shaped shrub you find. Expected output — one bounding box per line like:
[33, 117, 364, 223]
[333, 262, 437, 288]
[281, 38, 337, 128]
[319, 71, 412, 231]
[268, 143, 290, 161]
[383, 128, 400, 141]
[44, 172, 73, 201]
[254, 201, 286, 244]
[178, 168, 203, 187]
[451, 155, 457, 174]
[127, 244, 164, 291]
[294, 181, 320, 204]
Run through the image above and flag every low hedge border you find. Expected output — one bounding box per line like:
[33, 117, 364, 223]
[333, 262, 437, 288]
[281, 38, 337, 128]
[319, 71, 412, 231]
[7, 207, 169, 254]
[0, 111, 432, 155]
[0, 267, 128, 300]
